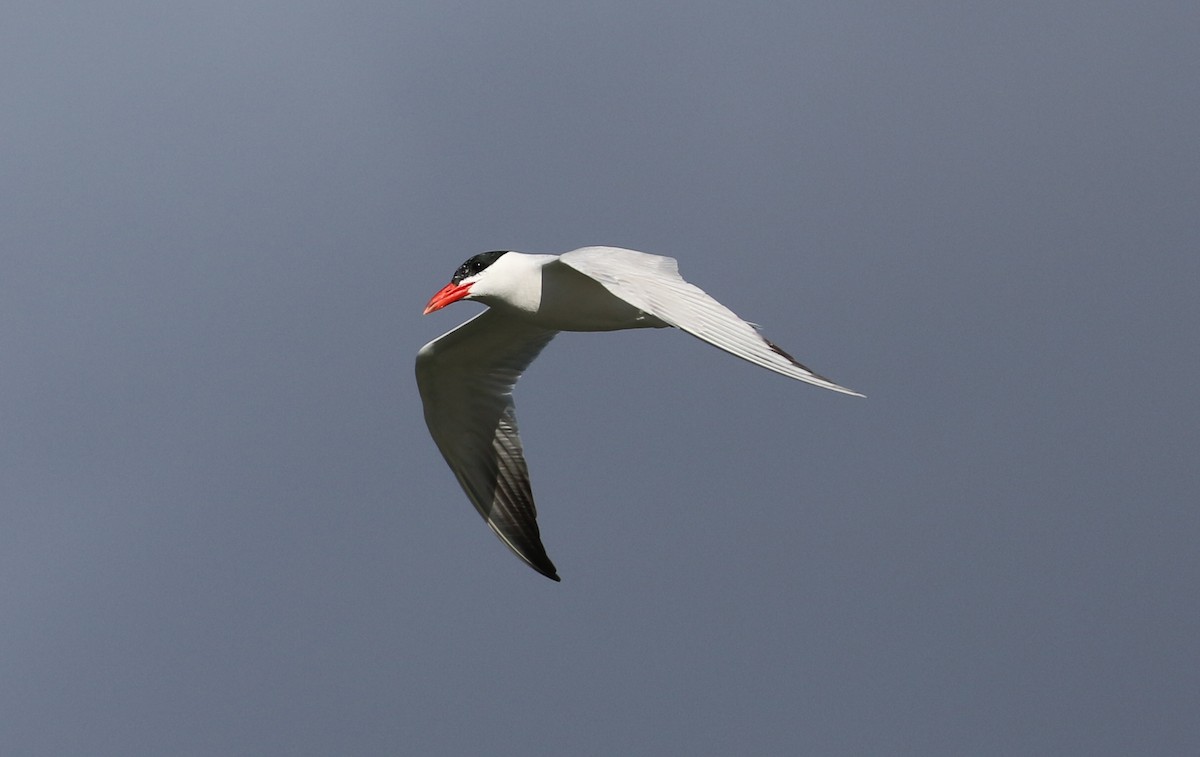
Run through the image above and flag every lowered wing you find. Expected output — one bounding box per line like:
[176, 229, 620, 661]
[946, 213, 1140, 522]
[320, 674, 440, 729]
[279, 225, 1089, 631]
[415, 310, 560, 580]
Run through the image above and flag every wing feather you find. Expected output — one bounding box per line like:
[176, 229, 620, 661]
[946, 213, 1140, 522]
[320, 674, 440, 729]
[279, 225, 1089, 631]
[415, 310, 560, 580]
[558, 247, 863, 396]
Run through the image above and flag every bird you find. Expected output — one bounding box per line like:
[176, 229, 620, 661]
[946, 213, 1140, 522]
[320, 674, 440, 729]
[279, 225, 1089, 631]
[416, 246, 861, 581]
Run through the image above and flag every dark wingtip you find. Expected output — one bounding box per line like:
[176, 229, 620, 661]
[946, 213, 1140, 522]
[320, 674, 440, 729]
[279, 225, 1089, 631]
[530, 557, 561, 582]
[765, 336, 863, 394]
[764, 337, 818, 374]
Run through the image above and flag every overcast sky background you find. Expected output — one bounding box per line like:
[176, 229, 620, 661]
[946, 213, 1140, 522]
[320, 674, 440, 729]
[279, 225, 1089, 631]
[2, 2, 1197, 755]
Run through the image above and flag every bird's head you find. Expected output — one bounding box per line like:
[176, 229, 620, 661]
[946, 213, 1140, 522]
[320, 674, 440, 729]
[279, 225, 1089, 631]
[423, 251, 510, 314]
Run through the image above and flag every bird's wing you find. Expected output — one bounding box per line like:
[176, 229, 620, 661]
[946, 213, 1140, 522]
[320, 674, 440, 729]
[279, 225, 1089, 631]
[558, 246, 863, 396]
[415, 310, 561, 580]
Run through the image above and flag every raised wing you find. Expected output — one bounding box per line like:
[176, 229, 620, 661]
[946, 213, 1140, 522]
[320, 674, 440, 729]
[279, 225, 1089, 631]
[558, 247, 863, 396]
[415, 310, 560, 580]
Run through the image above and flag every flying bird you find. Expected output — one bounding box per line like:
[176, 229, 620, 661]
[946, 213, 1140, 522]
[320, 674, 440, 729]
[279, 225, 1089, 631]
[416, 246, 861, 581]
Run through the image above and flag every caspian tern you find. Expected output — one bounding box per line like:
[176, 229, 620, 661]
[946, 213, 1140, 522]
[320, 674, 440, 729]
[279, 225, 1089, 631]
[416, 246, 861, 581]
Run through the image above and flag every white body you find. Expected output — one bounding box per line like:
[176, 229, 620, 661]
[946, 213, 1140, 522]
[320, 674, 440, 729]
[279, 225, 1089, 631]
[416, 246, 860, 581]
[465, 251, 667, 331]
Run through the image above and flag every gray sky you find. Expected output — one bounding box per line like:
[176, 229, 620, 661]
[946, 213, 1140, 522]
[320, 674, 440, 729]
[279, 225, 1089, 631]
[2, 2, 1197, 754]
